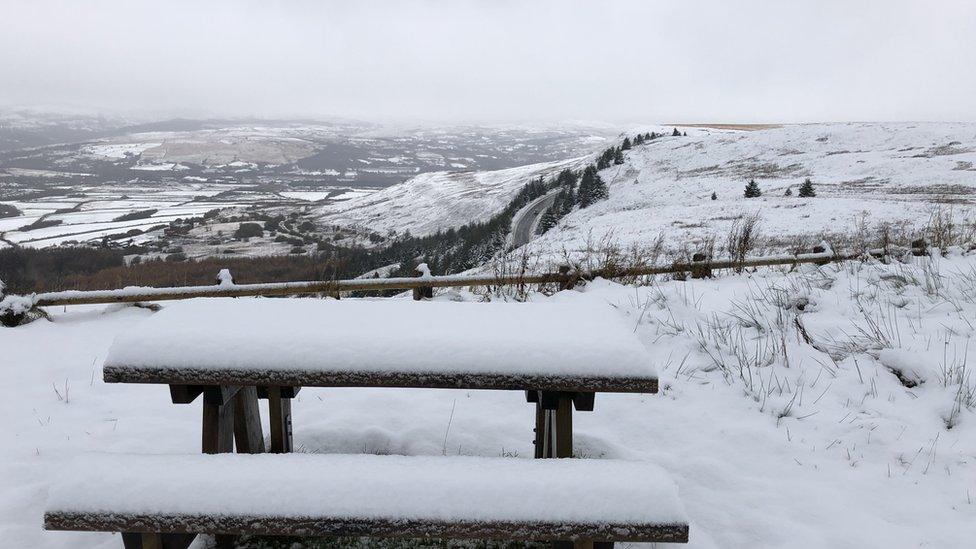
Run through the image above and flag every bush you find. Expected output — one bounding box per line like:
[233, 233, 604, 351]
[112, 209, 158, 222]
[234, 222, 264, 240]
[0, 203, 22, 218]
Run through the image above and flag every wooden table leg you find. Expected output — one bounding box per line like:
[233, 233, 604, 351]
[268, 386, 294, 453]
[233, 386, 265, 454]
[202, 390, 235, 455]
[534, 398, 546, 458]
[555, 395, 573, 458]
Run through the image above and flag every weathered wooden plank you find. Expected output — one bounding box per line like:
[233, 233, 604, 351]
[44, 512, 690, 544]
[27, 244, 924, 308]
[202, 395, 235, 455]
[533, 399, 545, 459]
[267, 387, 293, 453]
[203, 385, 240, 405]
[122, 533, 142, 549]
[256, 386, 301, 399]
[572, 392, 595, 412]
[105, 367, 658, 394]
[555, 396, 573, 459]
[233, 387, 265, 454]
[121, 533, 196, 549]
[168, 385, 203, 404]
[141, 533, 163, 549]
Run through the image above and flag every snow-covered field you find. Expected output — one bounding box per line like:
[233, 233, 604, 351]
[4, 251, 976, 548]
[0, 186, 240, 249]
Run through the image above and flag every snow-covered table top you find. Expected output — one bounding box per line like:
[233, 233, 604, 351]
[45, 453, 688, 541]
[103, 299, 658, 392]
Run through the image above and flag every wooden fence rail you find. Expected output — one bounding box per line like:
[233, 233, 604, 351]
[1, 243, 927, 326]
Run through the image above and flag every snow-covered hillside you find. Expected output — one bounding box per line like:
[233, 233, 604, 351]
[533, 122, 976, 254]
[320, 122, 976, 253]
[315, 156, 587, 237]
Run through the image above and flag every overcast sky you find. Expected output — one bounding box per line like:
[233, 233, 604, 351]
[2, 0, 975, 124]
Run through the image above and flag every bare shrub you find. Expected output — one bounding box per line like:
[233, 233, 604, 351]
[726, 212, 762, 272]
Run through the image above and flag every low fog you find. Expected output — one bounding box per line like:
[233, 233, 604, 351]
[2, 0, 975, 123]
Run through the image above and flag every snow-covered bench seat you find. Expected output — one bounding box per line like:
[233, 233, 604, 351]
[102, 299, 658, 456]
[44, 453, 689, 547]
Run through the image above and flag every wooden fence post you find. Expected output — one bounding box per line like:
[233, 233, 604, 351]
[690, 252, 712, 279]
[412, 263, 433, 301]
[810, 245, 831, 266]
[558, 265, 578, 291]
[911, 238, 928, 257]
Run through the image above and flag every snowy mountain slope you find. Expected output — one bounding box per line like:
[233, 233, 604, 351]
[315, 156, 588, 237]
[531, 122, 976, 254]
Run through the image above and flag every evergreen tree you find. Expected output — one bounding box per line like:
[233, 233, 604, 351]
[672, 127, 681, 137]
[711, 191, 717, 200]
[556, 169, 578, 190]
[648, 132, 656, 140]
[537, 206, 560, 234]
[744, 179, 762, 198]
[621, 137, 632, 150]
[798, 178, 816, 197]
[613, 148, 625, 165]
[784, 187, 793, 197]
[578, 165, 608, 207]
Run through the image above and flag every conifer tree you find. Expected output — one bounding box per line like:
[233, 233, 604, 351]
[798, 178, 816, 197]
[672, 127, 681, 137]
[613, 148, 624, 165]
[556, 169, 578, 190]
[578, 165, 609, 207]
[744, 179, 762, 198]
[711, 191, 717, 200]
[621, 137, 632, 150]
[537, 206, 559, 234]
[784, 187, 793, 197]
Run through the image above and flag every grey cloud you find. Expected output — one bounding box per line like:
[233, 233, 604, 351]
[1, 0, 974, 123]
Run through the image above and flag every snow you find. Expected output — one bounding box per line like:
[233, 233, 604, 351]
[530, 122, 976, 256]
[47, 453, 687, 525]
[85, 142, 161, 159]
[103, 300, 656, 379]
[5, 250, 976, 548]
[0, 293, 35, 315]
[317, 156, 588, 237]
[216, 269, 234, 287]
[319, 122, 976, 253]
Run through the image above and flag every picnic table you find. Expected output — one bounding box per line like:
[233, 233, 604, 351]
[46, 298, 687, 548]
[100, 299, 659, 458]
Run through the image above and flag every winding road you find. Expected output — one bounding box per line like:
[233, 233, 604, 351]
[510, 190, 560, 248]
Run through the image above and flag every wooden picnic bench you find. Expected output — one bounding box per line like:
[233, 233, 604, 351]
[45, 453, 689, 548]
[44, 299, 687, 547]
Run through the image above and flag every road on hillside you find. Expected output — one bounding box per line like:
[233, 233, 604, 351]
[510, 191, 560, 248]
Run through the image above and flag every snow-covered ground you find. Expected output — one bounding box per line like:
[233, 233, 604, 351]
[533, 123, 976, 256]
[0, 187, 239, 249]
[319, 122, 976, 252]
[4, 251, 976, 548]
[315, 156, 588, 237]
